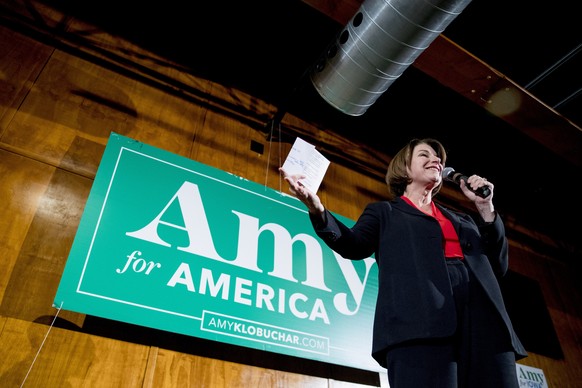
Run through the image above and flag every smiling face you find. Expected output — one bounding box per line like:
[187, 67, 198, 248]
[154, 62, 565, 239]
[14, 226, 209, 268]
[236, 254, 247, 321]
[407, 142, 443, 187]
[385, 138, 447, 199]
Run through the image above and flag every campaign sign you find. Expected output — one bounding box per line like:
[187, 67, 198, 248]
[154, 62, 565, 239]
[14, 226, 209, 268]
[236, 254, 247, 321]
[516, 364, 548, 388]
[54, 133, 380, 371]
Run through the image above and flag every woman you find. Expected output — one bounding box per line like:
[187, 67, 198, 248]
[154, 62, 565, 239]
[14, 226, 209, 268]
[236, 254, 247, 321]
[280, 138, 527, 388]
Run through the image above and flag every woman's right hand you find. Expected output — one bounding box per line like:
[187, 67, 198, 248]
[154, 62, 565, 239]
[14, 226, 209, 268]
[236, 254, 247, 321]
[279, 167, 325, 216]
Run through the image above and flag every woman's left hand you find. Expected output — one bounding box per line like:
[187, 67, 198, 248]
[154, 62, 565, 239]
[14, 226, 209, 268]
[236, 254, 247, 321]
[460, 175, 495, 222]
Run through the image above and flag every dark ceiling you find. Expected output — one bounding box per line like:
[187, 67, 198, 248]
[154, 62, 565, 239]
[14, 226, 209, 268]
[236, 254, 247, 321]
[3, 0, 581, 257]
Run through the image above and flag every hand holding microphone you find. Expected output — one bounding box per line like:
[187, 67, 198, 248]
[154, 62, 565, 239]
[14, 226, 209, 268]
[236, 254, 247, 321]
[442, 167, 491, 199]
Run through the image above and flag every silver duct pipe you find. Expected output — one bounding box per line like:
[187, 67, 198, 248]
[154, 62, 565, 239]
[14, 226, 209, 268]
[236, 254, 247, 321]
[310, 0, 473, 116]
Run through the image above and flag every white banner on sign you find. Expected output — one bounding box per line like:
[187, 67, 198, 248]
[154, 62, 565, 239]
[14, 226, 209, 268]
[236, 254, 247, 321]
[516, 363, 547, 388]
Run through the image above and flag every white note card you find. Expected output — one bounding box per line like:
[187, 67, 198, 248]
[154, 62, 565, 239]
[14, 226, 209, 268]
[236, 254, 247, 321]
[282, 137, 330, 193]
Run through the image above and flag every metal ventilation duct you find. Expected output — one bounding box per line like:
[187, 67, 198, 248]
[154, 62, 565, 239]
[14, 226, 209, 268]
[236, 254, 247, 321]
[310, 0, 473, 116]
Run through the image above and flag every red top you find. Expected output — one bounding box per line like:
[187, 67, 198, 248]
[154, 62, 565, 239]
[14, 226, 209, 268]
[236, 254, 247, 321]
[402, 196, 464, 259]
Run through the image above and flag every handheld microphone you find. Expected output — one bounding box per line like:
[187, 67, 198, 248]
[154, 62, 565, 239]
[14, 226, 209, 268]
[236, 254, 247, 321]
[442, 167, 491, 198]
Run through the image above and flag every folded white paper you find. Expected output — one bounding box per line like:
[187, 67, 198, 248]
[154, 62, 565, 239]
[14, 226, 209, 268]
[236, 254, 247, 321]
[282, 137, 330, 193]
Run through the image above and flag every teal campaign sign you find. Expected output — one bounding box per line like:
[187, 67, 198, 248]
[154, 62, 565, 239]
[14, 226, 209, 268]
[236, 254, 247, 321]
[54, 133, 380, 371]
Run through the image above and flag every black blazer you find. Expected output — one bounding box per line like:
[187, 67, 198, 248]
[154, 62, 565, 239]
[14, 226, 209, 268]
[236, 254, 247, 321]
[311, 197, 527, 367]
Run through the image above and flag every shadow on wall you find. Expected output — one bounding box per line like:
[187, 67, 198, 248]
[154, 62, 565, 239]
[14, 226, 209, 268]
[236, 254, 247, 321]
[500, 270, 564, 359]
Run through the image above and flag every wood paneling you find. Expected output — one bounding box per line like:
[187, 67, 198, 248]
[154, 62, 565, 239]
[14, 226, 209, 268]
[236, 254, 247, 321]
[0, 25, 53, 135]
[0, 317, 150, 387]
[146, 346, 332, 387]
[0, 151, 55, 303]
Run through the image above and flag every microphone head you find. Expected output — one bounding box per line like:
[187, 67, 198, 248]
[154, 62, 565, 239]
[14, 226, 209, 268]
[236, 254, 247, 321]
[442, 167, 455, 181]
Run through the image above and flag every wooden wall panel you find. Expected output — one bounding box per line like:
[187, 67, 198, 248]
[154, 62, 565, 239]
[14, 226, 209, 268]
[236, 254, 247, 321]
[0, 152, 54, 303]
[320, 162, 388, 222]
[146, 347, 332, 387]
[191, 106, 254, 174]
[0, 166, 91, 323]
[1, 53, 111, 166]
[0, 49, 212, 177]
[0, 317, 150, 387]
[0, 26, 53, 136]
